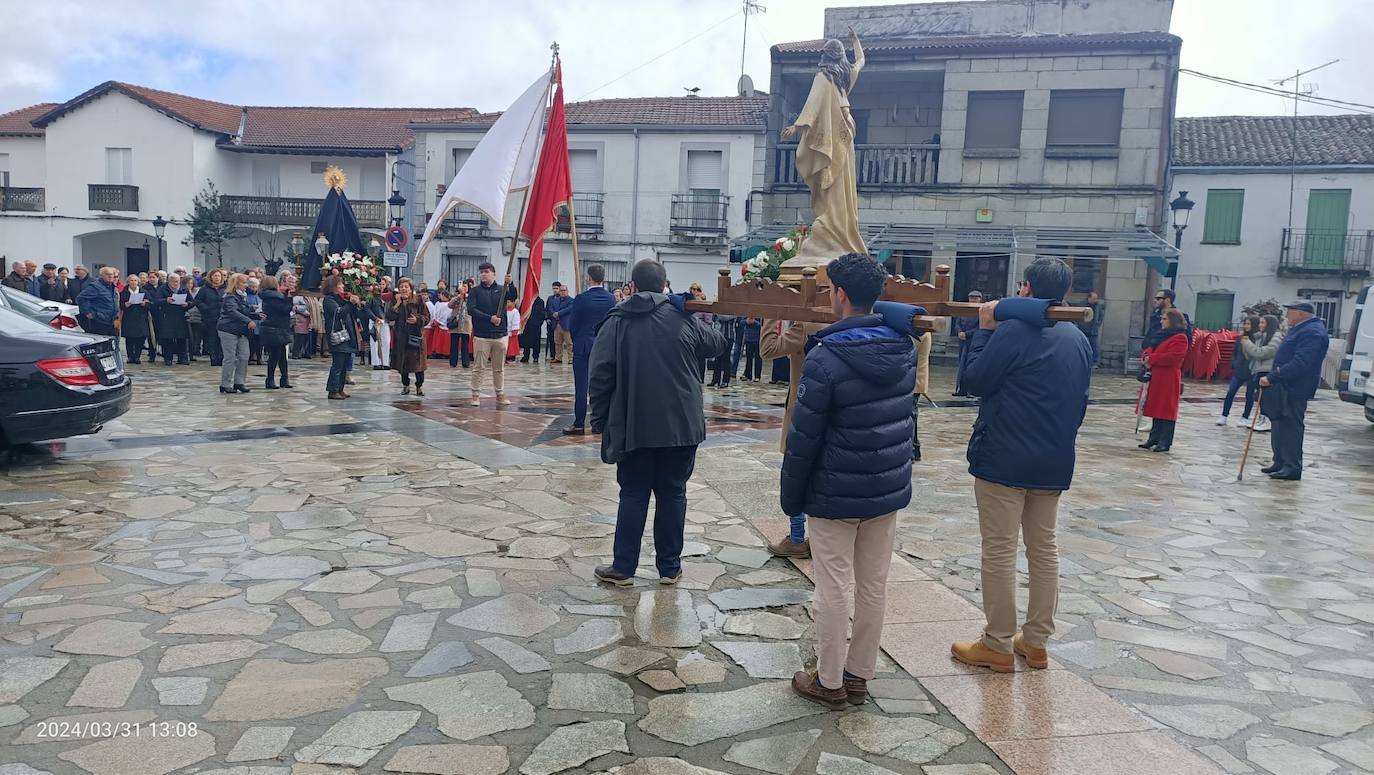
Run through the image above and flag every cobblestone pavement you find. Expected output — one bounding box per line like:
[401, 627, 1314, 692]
[0, 355, 1370, 775]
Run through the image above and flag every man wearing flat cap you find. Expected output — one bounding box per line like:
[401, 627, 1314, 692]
[1258, 302, 1329, 481]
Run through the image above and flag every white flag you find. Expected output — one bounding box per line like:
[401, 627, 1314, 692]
[414, 69, 552, 262]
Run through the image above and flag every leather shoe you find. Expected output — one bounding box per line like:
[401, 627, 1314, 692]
[593, 565, 634, 587]
[1260, 463, 1282, 474]
[842, 672, 868, 705]
[1269, 469, 1302, 481]
[1013, 633, 1048, 669]
[791, 670, 848, 710]
[951, 640, 1014, 673]
[562, 426, 587, 436]
[233, 385, 251, 394]
[766, 536, 810, 559]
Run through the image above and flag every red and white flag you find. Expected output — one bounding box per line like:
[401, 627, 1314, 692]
[518, 64, 572, 318]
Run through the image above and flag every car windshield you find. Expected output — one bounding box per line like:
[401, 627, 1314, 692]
[0, 286, 60, 314]
[0, 304, 61, 334]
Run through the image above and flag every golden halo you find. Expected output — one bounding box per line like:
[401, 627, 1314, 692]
[323, 165, 347, 192]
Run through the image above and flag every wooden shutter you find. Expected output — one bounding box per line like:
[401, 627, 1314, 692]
[1304, 189, 1352, 268]
[105, 148, 132, 185]
[1201, 189, 1244, 244]
[966, 92, 1024, 149]
[1047, 90, 1123, 146]
[1194, 292, 1235, 331]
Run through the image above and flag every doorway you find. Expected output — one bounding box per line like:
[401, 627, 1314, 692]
[954, 252, 1010, 300]
[125, 246, 150, 276]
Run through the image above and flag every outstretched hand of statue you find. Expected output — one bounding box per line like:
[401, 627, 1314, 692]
[781, 125, 798, 140]
[848, 26, 859, 47]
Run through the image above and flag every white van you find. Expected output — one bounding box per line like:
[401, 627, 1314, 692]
[1339, 284, 1374, 422]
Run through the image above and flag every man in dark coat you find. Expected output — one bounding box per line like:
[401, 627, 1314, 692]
[2, 261, 29, 293]
[952, 289, 982, 396]
[77, 267, 120, 336]
[519, 292, 547, 363]
[545, 282, 567, 361]
[562, 265, 617, 434]
[1259, 302, 1330, 481]
[950, 257, 1092, 675]
[782, 253, 915, 709]
[37, 264, 65, 302]
[465, 262, 518, 405]
[65, 266, 91, 305]
[589, 259, 727, 586]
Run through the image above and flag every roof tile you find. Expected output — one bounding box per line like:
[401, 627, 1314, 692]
[427, 96, 769, 128]
[237, 107, 476, 151]
[1174, 115, 1374, 167]
[0, 103, 58, 136]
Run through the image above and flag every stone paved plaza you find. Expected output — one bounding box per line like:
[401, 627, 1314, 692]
[1, 355, 1372, 775]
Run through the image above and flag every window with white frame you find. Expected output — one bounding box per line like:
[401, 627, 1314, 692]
[0, 153, 9, 187]
[569, 149, 601, 192]
[105, 148, 133, 185]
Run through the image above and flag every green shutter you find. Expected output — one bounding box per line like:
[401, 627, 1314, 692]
[1201, 189, 1244, 244]
[1303, 189, 1352, 269]
[1194, 292, 1235, 331]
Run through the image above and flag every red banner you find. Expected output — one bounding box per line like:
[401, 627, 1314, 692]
[519, 64, 571, 318]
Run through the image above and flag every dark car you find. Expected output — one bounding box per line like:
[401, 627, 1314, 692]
[0, 306, 131, 446]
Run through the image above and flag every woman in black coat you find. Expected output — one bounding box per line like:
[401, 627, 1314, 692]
[196, 269, 227, 366]
[153, 274, 191, 365]
[258, 276, 294, 390]
[118, 277, 152, 364]
[321, 275, 363, 399]
[519, 295, 546, 363]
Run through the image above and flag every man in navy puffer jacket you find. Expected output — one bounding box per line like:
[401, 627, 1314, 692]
[951, 257, 1091, 675]
[782, 253, 915, 710]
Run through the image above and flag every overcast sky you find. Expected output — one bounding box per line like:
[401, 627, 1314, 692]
[3, 0, 1373, 118]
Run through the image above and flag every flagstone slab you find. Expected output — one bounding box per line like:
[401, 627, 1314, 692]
[381, 612, 440, 652]
[507, 536, 571, 559]
[107, 495, 195, 519]
[153, 676, 209, 705]
[135, 582, 240, 612]
[519, 720, 629, 775]
[406, 641, 476, 677]
[713, 641, 802, 679]
[54, 620, 155, 657]
[1272, 703, 1374, 737]
[464, 568, 502, 597]
[58, 728, 216, 775]
[13, 710, 155, 744]
[233, 555, 331, 580]
[1246, 736, 1338, 775]
[637, 669, 686, 692]
[554, 618, 624, 654]
[602, 760, 732, 775]
[815, 753, 904, 775]
[159, 640, 268, 673]
[723, 729, 822, 775]
[0, 706, 30, 728]
[278, 629, 372, 654]
[67, 659, 141, 708]
[639, 682, 826, 745]
[447, 593, 559, 637]
[394, 530, 497, 558]
[338, 588, 404, 609]
[1093, 620, 1228, 659]
[587, 646, 668, 675]
[0, 656, 69, 703]
[301, 569, 381, 594]
[226, 726, 295, 763]
[548, 672, 635, 714]
[248, 493, 309, 513]
[723, 611, 806, 640]
[634, 589, 702, 648]
[41, 567, 110, 589]
[716, 547, 772, 569]
[285, 596, 333, 626]
[1133, 648, 1226, 680]
[675, 651, 728, 684]
[206, 658, 388, 721]
[837, 712, 968, 765]
[295, 710, 420, 767]
[707, 588, 812, 611]
[159, 608, 276, 636]
[19, 603, 129, 626]
[385, 671, 535, 741]
[475, 637, 550, 673]
[1135, 704, 1262, 740]
[383, 744, 509, 775]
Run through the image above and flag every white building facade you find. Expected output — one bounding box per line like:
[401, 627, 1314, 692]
[1170, 115, 1374, 336]
[410, 96, 766, 295]
[0, 81, 470, 276]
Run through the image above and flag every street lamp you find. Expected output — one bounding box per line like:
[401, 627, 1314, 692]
[388, 189, 406, 227]
[1168, 190, 1195, 290]
[152, 215, 168, 272]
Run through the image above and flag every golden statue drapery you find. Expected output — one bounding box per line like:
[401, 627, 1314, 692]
[783, 31, 867, 270]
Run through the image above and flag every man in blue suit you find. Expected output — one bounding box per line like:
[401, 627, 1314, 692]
[563, 264, 617, 435]
[1259, 302, 1330, 481]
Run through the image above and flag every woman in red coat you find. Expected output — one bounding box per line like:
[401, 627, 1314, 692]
[1139, 307, 1189, 452]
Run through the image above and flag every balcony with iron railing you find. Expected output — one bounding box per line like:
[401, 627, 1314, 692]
[670, 193, 731, 243]
[1279, 228, 1373, 277]
[88, 184, 139, 212]
[0, 187, 44, 212]
[555, 192, 605, 235]
[439, 204, 490, 235]
[222, 195, 387, 229]
[774, 143, 941, 189]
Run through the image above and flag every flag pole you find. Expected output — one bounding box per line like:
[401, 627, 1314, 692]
[500, 48, 558, 305]
[567, 196, 584, 294]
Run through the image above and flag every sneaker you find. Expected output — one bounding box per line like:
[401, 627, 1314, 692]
[659, 572, 682, 586]
[593, 565, 634, 587]
[469, 396, 481, 407]
[767, 536, 810, 559]
[1013, 633, 1049, 669]
[791, 670, 848, 710]
[950, 640, 1014, 673]
[1215, 414, 1228, 426]
[1253, 416, 1272, 432]
[496, 394, 512, 406]
[842, 672, 868, 705]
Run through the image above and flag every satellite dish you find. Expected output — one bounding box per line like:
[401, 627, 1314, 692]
[737, 74, 756, 97]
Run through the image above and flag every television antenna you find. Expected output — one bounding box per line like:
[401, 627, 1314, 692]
[741, 0, 766, 79]
[1273, 59, 1339, 231]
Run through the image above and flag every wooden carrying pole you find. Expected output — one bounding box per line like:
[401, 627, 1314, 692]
[567, 197, 584, 293]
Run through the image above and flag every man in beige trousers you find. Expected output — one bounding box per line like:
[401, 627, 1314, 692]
[950, 258, 1092, 672]
[465, 262, 518, 406]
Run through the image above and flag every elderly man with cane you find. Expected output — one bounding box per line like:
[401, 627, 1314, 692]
[1255, 302, 1329, 481]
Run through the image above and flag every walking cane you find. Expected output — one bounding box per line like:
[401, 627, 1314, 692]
[1133, 382, 1146, 435]
[1237, 387, 1265, 482]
